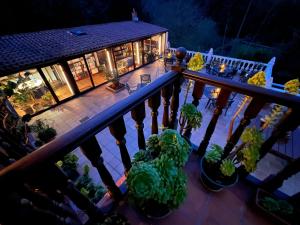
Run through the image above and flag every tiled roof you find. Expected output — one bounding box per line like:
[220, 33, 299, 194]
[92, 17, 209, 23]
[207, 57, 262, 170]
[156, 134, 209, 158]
[0, 21, 167, 76]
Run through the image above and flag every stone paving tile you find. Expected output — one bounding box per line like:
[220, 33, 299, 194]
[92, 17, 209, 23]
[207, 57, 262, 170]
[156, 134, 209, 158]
[32, 60, 299, 196]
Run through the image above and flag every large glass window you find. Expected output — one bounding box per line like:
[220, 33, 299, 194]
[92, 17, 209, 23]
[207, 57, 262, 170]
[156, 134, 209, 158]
[68, 57, 93, 92]
[151, 35, 161, 60]
[0, 69, 55, 116]
[85, 50, 111, 86]
[133, 41, 142, 68]
[143, 38, 152, 64]
[112, 43, 134, 75]
[41, 64, 74, 101]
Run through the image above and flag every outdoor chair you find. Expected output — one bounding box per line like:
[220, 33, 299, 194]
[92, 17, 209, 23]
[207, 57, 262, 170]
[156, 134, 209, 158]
[140, 74, 151, 86]
[124, 83, 138, 95]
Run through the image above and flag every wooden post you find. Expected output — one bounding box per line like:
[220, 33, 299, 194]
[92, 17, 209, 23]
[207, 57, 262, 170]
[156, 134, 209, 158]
[80, 136, 123, 201]
[223, 97, 265, 158]
[261, 157, 300, 192]
[148, 92, 161, 134]
[169, 76, 182, 129]
[260, 108, 300, 160]
[197, 89, 231, 156]
[161, 84, 173, 130]
[131, 103, 146, 150]
[109, 117, 132, 173]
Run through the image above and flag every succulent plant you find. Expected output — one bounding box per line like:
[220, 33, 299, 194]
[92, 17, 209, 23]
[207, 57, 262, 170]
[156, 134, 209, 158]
[247, 71, 266, 87]
[146, 134, 160, 156]
[180, 103, 202, 129]
[205, 144, 223, 164]
[127, 162, 160, 203]
[284, 78, 299, 95]
[159, 129, 190, 167]
[132, 150, 151, 164]
[220, 159, 235, 177]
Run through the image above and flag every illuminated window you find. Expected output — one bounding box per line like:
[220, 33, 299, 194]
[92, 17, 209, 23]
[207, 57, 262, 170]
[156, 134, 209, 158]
[42, 64, 74, 100]
[112, 43, 134, 75]
[68, 57, 93, 92]
[133, 41, 142, 68]
[0, 69, 55, 116]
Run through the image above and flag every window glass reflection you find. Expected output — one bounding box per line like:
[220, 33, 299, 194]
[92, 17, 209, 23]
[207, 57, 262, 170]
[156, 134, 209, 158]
[0, 69, 55, 116]
[68, 57, 93, 92]
[112, 43, 134, 75]
[133, 41, 142, 68]
[42, 64, 74, 101]
[85, 50, 112, 86]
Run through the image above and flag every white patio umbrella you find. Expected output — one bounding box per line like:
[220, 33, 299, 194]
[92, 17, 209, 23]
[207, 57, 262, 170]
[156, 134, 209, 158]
[206, 48, 213, 64]
[264, 57, 276, 88]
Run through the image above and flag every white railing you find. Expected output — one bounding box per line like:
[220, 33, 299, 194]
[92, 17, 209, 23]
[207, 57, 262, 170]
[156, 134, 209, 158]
[169, 47, 267, 73]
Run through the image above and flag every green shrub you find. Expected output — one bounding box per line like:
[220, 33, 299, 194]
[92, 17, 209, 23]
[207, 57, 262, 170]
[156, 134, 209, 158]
[220, 159, 235, 177]
[205, 144, 223, 164]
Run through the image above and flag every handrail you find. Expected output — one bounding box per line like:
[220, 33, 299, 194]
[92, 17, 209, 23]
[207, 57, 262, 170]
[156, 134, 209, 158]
[183, 70, 300, 108]
[0, 71, 178, 180]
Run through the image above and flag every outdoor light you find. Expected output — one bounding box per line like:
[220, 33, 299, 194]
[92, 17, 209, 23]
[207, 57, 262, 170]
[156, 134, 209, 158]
[220, 63, 226, 73]
[135, 42, 140, 65]
[106, 49, 113, 72]
[158, 35, 162, 55]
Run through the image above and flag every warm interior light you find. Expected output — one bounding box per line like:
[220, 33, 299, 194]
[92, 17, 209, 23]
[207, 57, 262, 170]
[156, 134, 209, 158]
[135, 42, 140, 65]
[106, 49, 113, 72]
[211, 87, 221, 98]
[59, 65, 74, 95]
[220, 63, 226, 73]
[158, 35, 162, 55]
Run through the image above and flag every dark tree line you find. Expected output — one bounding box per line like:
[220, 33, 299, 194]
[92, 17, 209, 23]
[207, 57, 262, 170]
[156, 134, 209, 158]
[1, 0, 299, 81]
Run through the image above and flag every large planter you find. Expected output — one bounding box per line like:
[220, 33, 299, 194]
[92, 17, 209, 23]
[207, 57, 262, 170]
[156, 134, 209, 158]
[200, 157, 238, 192]
[137, 200, 172, 219]
[255, 188, 298, 225]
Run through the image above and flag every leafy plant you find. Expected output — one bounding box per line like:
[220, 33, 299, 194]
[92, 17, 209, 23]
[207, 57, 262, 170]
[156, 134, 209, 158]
[220, 159, 235, 177]
[179, 104, 202, 134]
[30, 119, 57, 145]
[104, 69, 119, 84]
[260, 196, 294, 216]
[127, 162, 160, 204]
[187, 52, 204, 71]
[204, 144, 223, 163]
[204, 127, 264, 179]
[76, 165, 106, 203]
[127, 129, 189, 210]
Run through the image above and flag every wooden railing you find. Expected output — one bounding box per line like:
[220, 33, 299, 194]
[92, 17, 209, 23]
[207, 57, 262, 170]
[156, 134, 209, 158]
[0, 48, 299, 224]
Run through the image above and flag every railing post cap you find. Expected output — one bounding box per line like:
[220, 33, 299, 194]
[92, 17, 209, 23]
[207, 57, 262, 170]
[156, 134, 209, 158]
[176, 47, 187, 61]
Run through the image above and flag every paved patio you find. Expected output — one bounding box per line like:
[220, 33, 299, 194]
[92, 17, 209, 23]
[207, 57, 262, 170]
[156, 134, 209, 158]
[32, 60, 300, 197]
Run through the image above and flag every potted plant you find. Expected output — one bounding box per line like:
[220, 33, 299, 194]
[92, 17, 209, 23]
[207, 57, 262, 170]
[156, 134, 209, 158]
[105, 69, 125, 93]
[30, 119, 57, 146]
[200, 127, 264, 191]
[179, 103, 202, 140]
[41, 91, 55, 106]
[256, 188, 298, 225]
[127, 129, 190, 219]
[76, 165, 106, 204]
[56, 153, 80, 181]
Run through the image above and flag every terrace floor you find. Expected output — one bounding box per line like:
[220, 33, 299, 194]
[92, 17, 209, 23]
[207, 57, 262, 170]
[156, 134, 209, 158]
[118, 153, 274, 225]
[32, 59, 300, 198]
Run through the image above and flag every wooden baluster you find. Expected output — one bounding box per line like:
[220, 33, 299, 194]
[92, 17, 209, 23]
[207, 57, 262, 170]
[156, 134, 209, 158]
[169, 77, 182, 129]
[260, 108, 300, 160]
[197, 89, 231, 156]
[109, 117, 132, 173]
[80, 136, 123, 201]
[148, 92, 161, 134]
[222, 97, 265, 158]
[131, 103, 146, 150]
[182, 81, 205, 140]
[261, 157, 300, 192]
[161, 84, 173, 129]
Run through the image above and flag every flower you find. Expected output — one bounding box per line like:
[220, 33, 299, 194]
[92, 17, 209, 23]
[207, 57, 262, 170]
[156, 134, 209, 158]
[187, 53, 204, 71]
[247, 71, 266, 87]
[284, 79, 299, 95]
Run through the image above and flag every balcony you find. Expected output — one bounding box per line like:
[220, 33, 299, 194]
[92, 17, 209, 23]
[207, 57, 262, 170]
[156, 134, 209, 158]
[0, 48, 299, 225]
